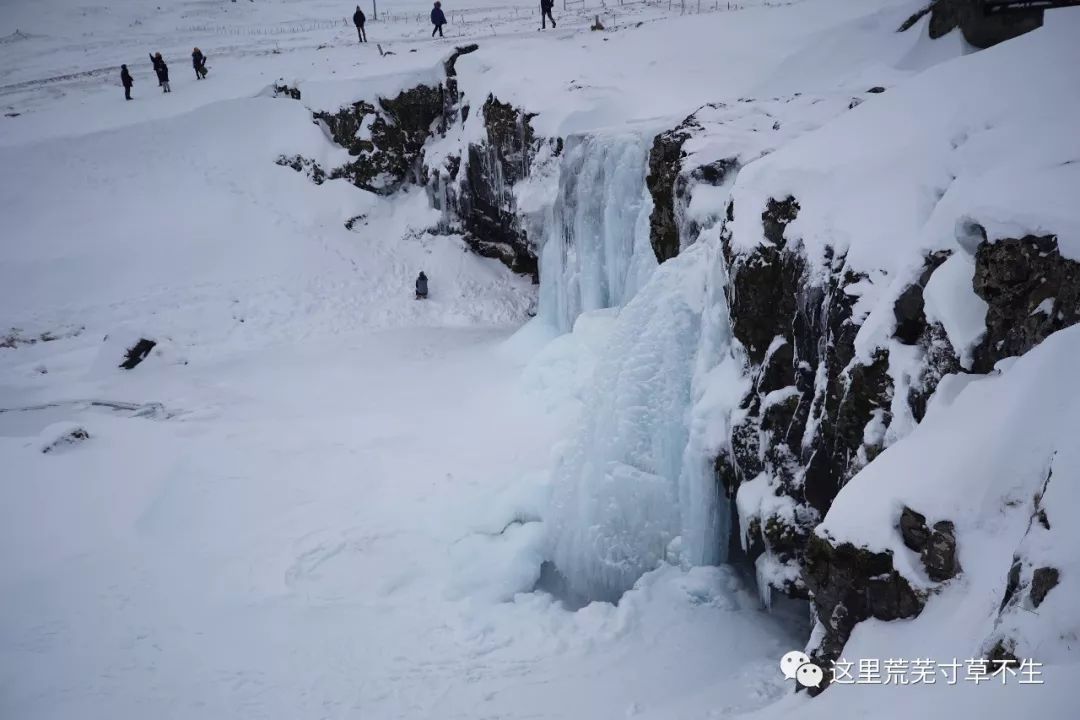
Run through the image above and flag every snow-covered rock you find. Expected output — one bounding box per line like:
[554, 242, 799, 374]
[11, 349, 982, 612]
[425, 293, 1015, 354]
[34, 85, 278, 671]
[38, 422, 90, 454]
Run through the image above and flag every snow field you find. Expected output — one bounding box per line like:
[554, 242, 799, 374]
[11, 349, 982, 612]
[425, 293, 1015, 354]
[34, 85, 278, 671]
[3, 0, 1079, 718]
[1, 1, 839, 717]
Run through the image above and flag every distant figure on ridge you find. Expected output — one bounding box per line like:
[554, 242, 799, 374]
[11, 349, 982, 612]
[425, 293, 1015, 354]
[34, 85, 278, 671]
[353, 6, 367, 43]
[120, 64, 134, 100]
[430, 2, 447, 38]
[541, 0, 556, 29]
[192, 48, 208, 79]
[150, 52, 171, 93]
[415, 271, 429, 300]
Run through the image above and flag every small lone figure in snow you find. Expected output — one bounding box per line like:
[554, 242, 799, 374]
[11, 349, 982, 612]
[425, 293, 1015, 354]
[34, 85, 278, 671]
[120, 64, 134, 101]
[415, 271, 429, 299]
[353, 6, 367, 43]
[192, 48, 208, 79]
[541, 0, 556, 29]
[431, 2, 447, 38]
[150, 52, 171, 93]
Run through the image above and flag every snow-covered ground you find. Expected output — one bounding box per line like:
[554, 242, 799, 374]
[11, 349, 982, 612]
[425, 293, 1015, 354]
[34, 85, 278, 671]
[2, 0, 1076, 718]
[0, 322, 806, 719]
[0, 2, 813, 718]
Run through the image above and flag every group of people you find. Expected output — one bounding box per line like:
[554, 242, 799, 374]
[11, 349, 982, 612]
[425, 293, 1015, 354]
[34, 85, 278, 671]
[121, 2, 563, 101]
[351, 1, 557, 43]
[119, 49, 209, 100]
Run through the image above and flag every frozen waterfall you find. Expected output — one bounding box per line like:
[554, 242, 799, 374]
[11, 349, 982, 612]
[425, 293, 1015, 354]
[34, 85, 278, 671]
[544, 233, 742, 602]
[524, 129, 745, 602]
[535, 134, 657, 334]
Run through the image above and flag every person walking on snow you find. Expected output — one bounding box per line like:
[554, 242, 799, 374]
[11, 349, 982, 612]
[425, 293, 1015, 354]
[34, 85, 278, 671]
[415, 271, 429, 299]
[120, 64, 134, 100]
[150, 52, 171, 92]
[540, 0, 556, 29]
[353, 6, 367, 42]
[192, 48, 208, 79]
[430, 2, 447, 38]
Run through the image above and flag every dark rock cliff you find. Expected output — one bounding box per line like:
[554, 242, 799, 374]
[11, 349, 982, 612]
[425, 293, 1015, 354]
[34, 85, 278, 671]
[315, 86, 443, 194]
[275, 44, 547, 278]
[900, 0, 1044, 48]
[718, 197, 905, 608]
[454, 95, 549, 279]
[642, 118, 1080, 683]
[714, 194, 1080, 682]
[970, 231, 1080, 372]
[646, 116, 697, 264]
[645, 105, 740, 265]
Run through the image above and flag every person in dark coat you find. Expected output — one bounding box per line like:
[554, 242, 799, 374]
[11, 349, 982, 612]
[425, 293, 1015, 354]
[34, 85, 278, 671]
[192, 48, 208, 79]
[540, 0, 556, 29]
[150, 52, 164, 86]
[415, 271, 429, 299]
[430, 2, 447, 38]
[120, 64, 134, 100]
[352, 6, 367, 42]
[150, 52, 171, 93]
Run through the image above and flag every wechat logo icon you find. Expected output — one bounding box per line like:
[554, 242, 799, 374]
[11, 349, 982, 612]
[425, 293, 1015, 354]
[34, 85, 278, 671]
[780, 650, 825, 689]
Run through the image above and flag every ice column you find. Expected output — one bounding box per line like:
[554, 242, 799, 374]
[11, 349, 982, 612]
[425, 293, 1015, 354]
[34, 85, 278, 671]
[535, 134, 657, 334]
[546, 234, 742, 601]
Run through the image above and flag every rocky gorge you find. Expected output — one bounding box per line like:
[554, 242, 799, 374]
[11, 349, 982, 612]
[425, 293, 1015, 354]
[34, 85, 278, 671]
[273, 6, 1076, 693]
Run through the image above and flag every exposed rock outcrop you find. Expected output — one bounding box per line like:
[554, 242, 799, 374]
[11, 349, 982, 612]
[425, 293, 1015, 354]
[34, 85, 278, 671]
[971, 232, 1080, 372]
[719, 205, 1080, 688]
[275, 154, 326, 184]
[646, 118, 696, 264]
[270, 81, 301, 100]
[455, 95, 545, 278]
[645, 107, 741, 265]
[899, 507, 960, 582]
[924, 0, 1042, 48]
[721, 197, 903, 597]
[803, 532, 924, 684]
[313, 84, 444, 194]
[418, 91, 552, 278]
[274, 44, 545, 276]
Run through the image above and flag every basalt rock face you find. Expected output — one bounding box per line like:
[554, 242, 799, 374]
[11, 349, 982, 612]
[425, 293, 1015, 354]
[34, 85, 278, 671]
[645, 106, 739, 265]
[455, 96, 547, 279]
[923, 0, 1042, 48]
[275, 44, 544, 276]
[714, 194, 984, 675]
[639, 95, 963, 612]
[646, 119, 695, 264]
[309, 45, 482, 196]
[721, 197, 903, 598]
[421, 93, 552, 279]
[970, 232, 1080, 372]
[314, 85, 444, 195]
[717, 200, 1080, 682]
[898, 506, 961, 582]
[803, 532, 924, 684]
